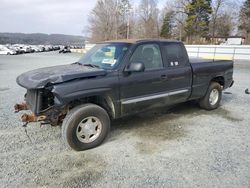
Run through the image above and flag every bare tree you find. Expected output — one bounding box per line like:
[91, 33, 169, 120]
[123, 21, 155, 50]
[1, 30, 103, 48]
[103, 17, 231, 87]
[117, 0, 132, 39]
[88, 0, 117, 41]
[215, 13, 233, 37]
[239, 0, 250, 44]
[138, 0, 160, 38]
[88, 0, 131, 42]
[87, 0, 242, 43]
[210, 0, 224, 43]
[162, 0, 236, 43]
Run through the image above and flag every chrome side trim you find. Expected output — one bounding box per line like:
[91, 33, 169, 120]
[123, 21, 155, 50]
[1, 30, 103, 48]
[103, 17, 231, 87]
[122, 89, 189, 104]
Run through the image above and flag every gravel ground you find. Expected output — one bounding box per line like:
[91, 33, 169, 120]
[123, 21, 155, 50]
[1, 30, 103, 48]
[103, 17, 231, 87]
[0, 52, 249, 188]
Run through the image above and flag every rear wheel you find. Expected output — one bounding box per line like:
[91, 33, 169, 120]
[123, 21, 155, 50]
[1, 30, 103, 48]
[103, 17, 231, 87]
[199, 82, 222, 110]
[62, 104, 110, 151]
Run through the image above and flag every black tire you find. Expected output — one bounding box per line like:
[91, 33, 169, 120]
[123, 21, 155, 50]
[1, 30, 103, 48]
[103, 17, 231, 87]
[199, 82, 222, 110]
[62, 104, 110, 151]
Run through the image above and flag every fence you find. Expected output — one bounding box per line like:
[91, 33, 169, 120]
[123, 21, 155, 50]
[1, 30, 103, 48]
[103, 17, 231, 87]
[185, 45, 250, 60]
[71, 44, 250, 60]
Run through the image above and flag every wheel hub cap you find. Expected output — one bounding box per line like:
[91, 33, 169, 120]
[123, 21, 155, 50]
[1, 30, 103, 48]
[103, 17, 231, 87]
[209, 89, 219, 105]
[76, 116, 102, 143]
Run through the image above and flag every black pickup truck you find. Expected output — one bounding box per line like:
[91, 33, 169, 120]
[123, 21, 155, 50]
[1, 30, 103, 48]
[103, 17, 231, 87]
[15, 39, 234, 151]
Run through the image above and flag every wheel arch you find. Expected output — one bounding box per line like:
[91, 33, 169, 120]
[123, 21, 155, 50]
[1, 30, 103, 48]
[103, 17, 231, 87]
[67, 95, 116, 119]
[211, 76, 225, 87]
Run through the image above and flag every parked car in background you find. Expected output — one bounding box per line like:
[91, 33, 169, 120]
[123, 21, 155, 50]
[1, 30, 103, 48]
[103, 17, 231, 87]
[52, 45, 60, 51]
[59, 46, 71, 53]
[0, 45, 16, 55]
[0, 44, 69, 55]
[12, 45, 26, 54]
[7, 46, 19, 54]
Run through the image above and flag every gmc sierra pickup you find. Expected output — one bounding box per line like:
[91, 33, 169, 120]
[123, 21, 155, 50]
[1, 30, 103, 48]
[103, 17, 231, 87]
[15, 39, 234, 151]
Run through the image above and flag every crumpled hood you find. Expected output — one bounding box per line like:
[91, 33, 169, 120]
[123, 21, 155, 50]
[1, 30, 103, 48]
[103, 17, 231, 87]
[16, 64, 107, 89]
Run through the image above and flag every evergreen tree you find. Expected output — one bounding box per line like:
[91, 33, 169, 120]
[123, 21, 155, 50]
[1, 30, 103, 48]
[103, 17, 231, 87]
[239, 0, 250, 44]
[185, 0, 212, 42]
[160, 11, 174, 39]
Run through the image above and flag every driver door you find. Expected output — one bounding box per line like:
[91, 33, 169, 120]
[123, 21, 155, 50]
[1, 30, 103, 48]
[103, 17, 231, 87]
[119, 42, 168, 115]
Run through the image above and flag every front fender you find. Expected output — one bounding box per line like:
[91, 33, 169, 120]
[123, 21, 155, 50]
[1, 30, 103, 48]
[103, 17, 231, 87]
[62, 88, 112, 103]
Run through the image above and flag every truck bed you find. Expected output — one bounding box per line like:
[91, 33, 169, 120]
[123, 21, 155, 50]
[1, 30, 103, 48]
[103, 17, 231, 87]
[189, 58, 234, 100]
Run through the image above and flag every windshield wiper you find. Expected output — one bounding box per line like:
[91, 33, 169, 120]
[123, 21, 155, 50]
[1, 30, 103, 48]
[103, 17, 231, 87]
[72, 62, 100, 68]
[83, 64, 100, 68]
[72, 62, 81, 65]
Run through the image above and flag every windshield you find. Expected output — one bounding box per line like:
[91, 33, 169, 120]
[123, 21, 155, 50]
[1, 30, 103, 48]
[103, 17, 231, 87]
[78, 43, 131, 69]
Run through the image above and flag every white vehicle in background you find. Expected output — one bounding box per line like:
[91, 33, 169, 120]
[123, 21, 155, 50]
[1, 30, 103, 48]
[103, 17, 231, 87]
[0, 45, 15, 55]
[31, 45, 42, 52]
[12, 44, 26, 54]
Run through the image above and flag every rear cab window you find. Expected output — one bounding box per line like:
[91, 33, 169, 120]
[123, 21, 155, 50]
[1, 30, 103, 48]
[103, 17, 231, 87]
[163, 42, 188, 67]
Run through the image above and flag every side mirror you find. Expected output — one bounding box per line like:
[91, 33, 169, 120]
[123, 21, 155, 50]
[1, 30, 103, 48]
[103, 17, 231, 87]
[125, 62, 145, 72]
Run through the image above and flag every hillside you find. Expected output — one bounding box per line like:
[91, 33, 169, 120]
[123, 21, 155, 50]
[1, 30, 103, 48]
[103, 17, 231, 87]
[0, 33, 85, 45]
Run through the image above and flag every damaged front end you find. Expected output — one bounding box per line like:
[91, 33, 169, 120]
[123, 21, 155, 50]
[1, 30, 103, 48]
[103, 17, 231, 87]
[15, 88, 67, 126]
[15, 63, 107, 127]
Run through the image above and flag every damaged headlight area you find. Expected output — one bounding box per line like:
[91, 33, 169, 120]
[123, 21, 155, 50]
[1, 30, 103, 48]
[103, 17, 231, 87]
[15, 88, 67, 126]
[25, 89, 55, 114]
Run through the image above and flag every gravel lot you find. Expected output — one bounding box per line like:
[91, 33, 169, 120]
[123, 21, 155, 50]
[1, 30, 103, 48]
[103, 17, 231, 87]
[0, 52, 250, 188]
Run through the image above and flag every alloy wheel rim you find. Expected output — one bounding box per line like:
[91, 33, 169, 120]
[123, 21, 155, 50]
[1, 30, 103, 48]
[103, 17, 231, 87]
[76, 116, 102, 143]
[209, 89, 219, 105]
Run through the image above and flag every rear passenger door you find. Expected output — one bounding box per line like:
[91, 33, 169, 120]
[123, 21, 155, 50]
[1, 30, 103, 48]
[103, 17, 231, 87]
[162, 42, 192, 104]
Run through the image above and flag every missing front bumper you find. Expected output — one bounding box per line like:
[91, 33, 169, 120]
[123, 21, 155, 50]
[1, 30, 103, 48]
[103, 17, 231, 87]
[14, 101, 67, 126]
[21, 113, 47, 124]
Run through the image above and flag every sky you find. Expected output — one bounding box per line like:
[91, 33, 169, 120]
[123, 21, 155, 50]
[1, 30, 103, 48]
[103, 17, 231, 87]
[0, 0, 167, 36]
[0, 0, 243, 36]
[0, 0, 98, 36]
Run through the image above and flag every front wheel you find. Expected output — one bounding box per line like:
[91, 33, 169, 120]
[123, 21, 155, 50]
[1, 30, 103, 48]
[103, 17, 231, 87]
[199, 82, 222, 110]
[62, 104, 110, 151]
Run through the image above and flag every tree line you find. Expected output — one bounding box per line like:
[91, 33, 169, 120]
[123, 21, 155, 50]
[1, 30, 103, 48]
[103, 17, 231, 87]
[87, 0, 250, 44]
[0, 33, 85, 45]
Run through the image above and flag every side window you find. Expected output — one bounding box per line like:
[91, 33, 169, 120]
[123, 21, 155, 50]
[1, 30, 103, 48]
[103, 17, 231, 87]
[164, 43, 186, 67]
[130, 44, 163, 70]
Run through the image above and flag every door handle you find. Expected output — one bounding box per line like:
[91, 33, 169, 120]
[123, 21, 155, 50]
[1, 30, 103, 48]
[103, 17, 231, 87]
[161, 74, 168, 80]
